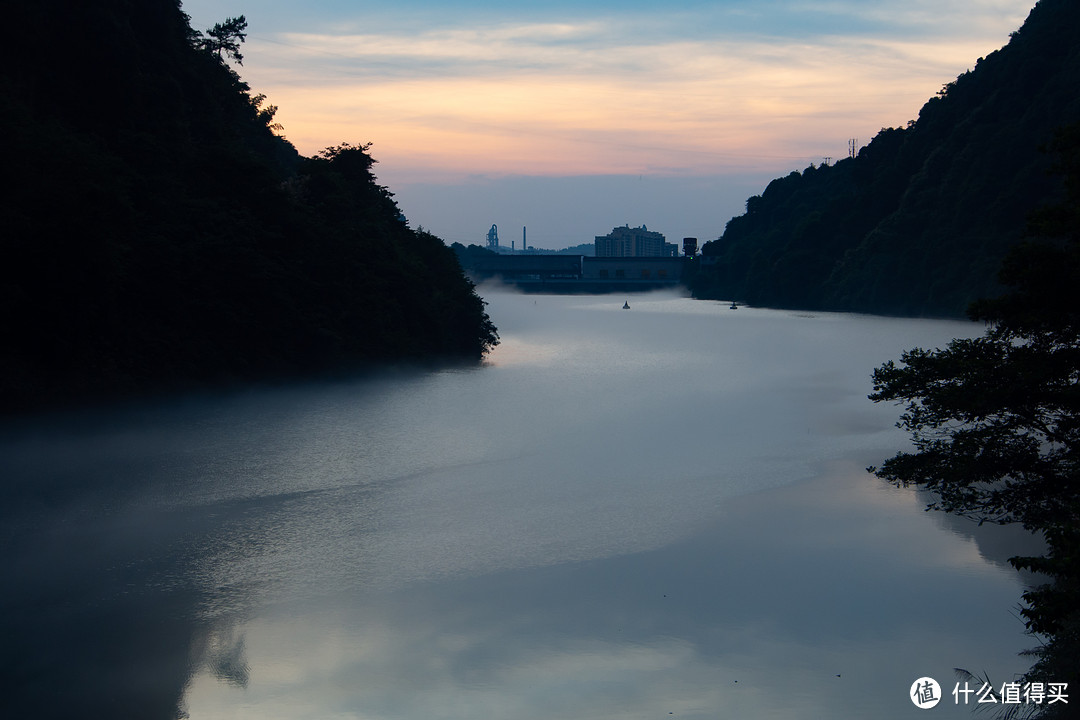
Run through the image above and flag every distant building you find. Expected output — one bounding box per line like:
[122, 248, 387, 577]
[595, 225, 678, 257]
[459, 254, 683, 292]
[582, 257, 684, 284]
[466, 254, 584, 282]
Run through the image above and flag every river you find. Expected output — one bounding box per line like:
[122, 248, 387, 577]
[0, 288, 1038, 719]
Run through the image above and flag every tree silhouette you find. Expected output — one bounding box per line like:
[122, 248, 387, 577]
[869, 123, 1080, 717]
[196, 15, 248, 65]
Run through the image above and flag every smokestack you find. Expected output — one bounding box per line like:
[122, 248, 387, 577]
[523, 226, 527, 251]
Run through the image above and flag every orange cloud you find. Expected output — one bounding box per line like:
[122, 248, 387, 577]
[241, 17, 1025, 178]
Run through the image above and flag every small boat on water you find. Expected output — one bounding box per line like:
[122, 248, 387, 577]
[623, 301, 630, 309]
[729, 302, 738, 310]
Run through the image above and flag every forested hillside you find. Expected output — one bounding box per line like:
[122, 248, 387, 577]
[0, 0, 497, 412]
[692, 0, 1080, 316]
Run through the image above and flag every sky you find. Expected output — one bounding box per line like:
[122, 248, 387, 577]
[181, 0, 1033, 249]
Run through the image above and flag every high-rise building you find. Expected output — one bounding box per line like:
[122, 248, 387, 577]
[594, 225, 678, 257]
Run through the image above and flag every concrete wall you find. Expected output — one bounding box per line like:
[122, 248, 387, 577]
[581, 257, 684, 282]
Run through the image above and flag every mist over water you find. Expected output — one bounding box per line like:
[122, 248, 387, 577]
[0, 289, 1035, 719]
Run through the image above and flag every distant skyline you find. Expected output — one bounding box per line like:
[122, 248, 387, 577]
[181, 0, 1032, 248]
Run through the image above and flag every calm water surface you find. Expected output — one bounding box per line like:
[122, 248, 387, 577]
[0, 289, 1038, 719]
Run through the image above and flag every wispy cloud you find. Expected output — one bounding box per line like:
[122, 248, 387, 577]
[199, 0, 1031, 179]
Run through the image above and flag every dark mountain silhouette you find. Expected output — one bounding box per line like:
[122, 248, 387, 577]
[0, 0, 497, 413]
[692, 0, 1080, 316]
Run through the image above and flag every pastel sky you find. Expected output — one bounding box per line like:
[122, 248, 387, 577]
[181, 0, 1032, 248]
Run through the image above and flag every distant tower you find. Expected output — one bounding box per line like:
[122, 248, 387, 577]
[682, 237, 699, 257]
[523, 226, 527, 252]
[487, 224, 499, 250]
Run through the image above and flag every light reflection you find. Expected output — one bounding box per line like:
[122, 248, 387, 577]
[0, 291, 1029, 720]
[180, 466, 1030, 720]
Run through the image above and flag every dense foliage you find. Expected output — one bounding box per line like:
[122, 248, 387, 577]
[693, 0, 1080, 316]
[450, 243, 500, 267]
[870, 124, 1080, 716]
[0, 0, 496, 413]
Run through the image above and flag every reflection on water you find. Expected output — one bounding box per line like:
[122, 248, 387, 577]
[0, 289, 1034, 719]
